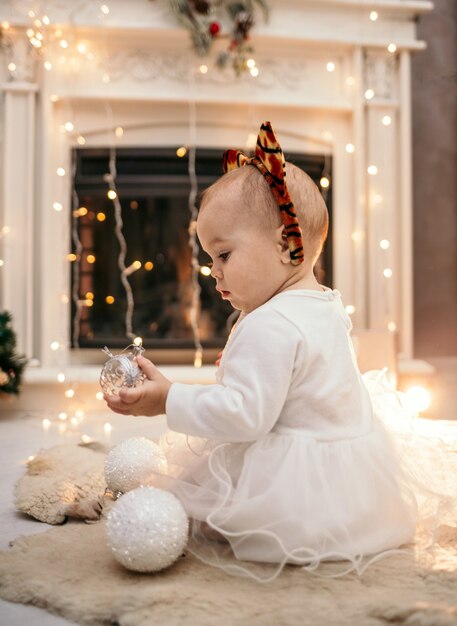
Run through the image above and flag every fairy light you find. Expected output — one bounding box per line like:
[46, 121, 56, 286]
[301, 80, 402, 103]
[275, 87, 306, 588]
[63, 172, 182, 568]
[379, 239, 390, 250]
[351, 231, 364, 242]
[320, 176, 330, 189]
[200, 266, 211, 276]
[64, 122, 74, 131]
[77, 42, 87, 54]
[50, 341, 60, 350]
[367, 165, 378, 175]
[57, 372, 65, 382]
[8, 62, 17, 72]
[50, 94, 59, 102]
[383, 268, 393, 278]
[122, 260, 141, 276]
[133, 336, 142, 346]
[57, 167, 66, 177]
[81, 434, 92, 444]
[107, 189, 117, 200]
[104, 422, 112, 434]
[404, 386, 431, 414]
[106, 295, 115, 304]
[65, 389, 75, 398]
[67, 253, 77, 261]
[345, 143, 355, 153]
[144, 261, 154, 271]
[58, 412, 67, 420]
[364, 89, 374, 100]
[61, 294, 70, 304]
[42, 15, 50, 26]
[369, 11, 378, 21]
[176, 147, 187, 157]
[326, 62, 335, 72]
[247, 58, 256, 69]
[382, 115, 392, 126]
[0, 260, 4, 267]
[199, 64, 208, 74]
[250, 67, 259, 77]
[87, 254, 96, 264]
[44, 61, 52, 71]
[115, 126, 124, 138]
[53, 202, 63, 212]
[70, 416, 79, 427]
[387, 321, 397, 332]
[96, 212, 106, 221]
[96, 391, 104, 400]
[42, 418, 51, 431]
[387, 43, 397, 53]
[86, 291, 94, 300]
[101, 5, 110, 15]
[77, 135, 86, 145]
[345, 305, 355, 315]
[59, 39, 68, 49]
[1, 21, 10, 29]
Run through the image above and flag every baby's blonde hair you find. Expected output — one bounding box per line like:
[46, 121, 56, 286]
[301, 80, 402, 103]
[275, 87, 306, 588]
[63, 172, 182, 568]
[199, 162, 329, 265]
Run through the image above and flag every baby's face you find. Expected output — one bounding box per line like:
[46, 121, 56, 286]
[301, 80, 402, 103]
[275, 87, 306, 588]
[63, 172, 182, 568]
[197, 198, 289, 314]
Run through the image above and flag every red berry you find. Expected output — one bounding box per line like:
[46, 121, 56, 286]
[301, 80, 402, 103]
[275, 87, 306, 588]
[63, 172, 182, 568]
[209, 21, 221, 36]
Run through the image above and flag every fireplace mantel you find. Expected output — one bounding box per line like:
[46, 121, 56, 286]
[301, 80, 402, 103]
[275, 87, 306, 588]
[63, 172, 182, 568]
[0, 0, 433, 375]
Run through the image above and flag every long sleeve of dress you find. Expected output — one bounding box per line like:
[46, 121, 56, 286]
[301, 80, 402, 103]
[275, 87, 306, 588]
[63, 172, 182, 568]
[165, 308, 303, 442]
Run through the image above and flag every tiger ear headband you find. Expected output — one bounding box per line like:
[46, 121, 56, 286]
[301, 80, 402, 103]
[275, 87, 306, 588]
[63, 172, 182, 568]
[222, 121, 304, 265]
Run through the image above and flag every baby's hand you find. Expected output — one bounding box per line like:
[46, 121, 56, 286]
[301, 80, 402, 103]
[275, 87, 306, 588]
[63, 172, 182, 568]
[104, 356, 172, 417]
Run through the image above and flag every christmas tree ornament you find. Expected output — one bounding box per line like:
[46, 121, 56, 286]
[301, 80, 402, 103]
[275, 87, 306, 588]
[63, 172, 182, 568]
[106, 486, 189, 572]
[209, 21, 220, 35]
[104, 437, 168, 496]
[99, 344, 145, 396]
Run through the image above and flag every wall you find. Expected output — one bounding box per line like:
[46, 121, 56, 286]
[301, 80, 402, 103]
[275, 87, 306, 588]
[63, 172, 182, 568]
[412, 0, 457, 357]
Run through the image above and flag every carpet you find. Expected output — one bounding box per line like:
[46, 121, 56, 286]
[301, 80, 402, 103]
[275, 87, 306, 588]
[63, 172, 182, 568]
[1, 444, 457, 626]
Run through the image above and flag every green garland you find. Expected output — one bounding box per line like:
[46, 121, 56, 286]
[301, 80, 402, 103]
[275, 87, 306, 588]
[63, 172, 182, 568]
[0, 311, 26, 396]
[165, 0, 269, 75]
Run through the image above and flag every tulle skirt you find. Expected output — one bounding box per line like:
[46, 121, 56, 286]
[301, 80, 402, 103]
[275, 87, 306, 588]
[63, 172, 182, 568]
[150, 371, 457, 581]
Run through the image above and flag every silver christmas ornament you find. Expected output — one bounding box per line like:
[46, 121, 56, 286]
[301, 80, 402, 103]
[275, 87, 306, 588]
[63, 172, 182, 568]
[104, 437, 168, 495]
[106, 486, 189, 572]
[99, 344, 146, 396]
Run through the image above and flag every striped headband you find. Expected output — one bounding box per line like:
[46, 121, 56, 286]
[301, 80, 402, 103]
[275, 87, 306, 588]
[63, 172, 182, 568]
[222, 121, 304, 265]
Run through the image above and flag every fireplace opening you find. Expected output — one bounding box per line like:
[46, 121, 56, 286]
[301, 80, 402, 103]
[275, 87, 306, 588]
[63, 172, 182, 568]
[71, 147, 332, 361]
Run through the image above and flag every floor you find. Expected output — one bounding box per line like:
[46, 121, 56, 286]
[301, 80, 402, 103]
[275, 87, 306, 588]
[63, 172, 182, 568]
[0, 407, 168, 625]
[1, 357, 457, 624]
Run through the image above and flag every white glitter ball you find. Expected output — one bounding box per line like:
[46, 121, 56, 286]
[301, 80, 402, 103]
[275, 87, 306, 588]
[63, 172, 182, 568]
[106, 486, 189, 572]
[104, 437, 168, 494]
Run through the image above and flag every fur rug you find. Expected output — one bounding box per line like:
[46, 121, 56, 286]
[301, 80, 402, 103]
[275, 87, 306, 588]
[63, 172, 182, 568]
[1, 444, 457, 626]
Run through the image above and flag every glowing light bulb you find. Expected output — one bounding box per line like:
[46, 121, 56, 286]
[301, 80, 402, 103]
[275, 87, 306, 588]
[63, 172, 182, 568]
[59, 39, 68, 49]
[65, 389, 75, 399]
[42, 15, 50, 25]
[104, 422, 112, 434]
[345, 305, 355, 315]
[351, 231, 364, 242]
[387, 43, 397, 53]
[50, 341, 60, 350]
[320, 177, 330, 189]
[404, 386, 431, 414]
[0, 259, 4, 267]
[96, 212, 106, 221]
[85, 292, 94, 300]
[194, 349, 203, 368]
[81, 434, 92, 444]
[345, 143, 355, 153]
[383, 268, 393, 278]
[367, 165, 378, 175]
[67, 253, 77, 262]
[176, 147, 187, 158]
[133, 336, 142, 346]
[77, 135, 86, 145]
[87, 254, 96, 264]
[64, 121, 74, 132]
[57, 372, 65, 382]
[250, 67, 259, 77]
[42, 418, 51, 430]
[365, 89, 375, 100]
[326, 62, 335, 72]
[200, 266, 212, 276]
[44, 61, 52, 71]
[77, 42, 87, 54]
[107, 189, 117, 200]
[382, 115, 392, 126]
[387, 321, 397, 332]
[144, 261, 154, 271]
[75, 410, 84, 419]
[199, 64, 208, 74]
[133, 260, 141, 270]
[61, 294, 70, 304]
[58, 412, 67, 420]
[50, 94, 59, 102]
[57, 167, 66, 177]
[70, 416, 79, 427]
[101, 4, 110, 15]
[2, 21, 10, 29]
[105, 295, 115, 304]
[53, 202, 63, 212]
[96, 391, 104, 400]
[115, 126, 123, 138]
[7, 63, 16, 72]
[246, 58, 256, 69]
[379, 239, 390, 250]
[370, 11, 378, 21]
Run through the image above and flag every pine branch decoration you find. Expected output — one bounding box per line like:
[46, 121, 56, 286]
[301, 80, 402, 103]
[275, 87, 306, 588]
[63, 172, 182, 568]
[0, 311, 27, 396]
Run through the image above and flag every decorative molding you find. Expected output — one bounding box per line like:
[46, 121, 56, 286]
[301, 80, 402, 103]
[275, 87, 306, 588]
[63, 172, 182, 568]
[364, 51, 397, 100]
[1, 30, 38, 84]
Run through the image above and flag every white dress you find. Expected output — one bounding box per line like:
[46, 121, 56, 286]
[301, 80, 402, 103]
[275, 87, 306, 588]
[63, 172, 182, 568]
[154, 289, 453, 580]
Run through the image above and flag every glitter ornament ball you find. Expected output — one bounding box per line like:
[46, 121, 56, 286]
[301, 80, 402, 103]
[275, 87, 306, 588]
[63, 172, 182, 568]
[99, 344, 146, 396]
[104, 437, 168, 495]
[106, 486, 189, 572]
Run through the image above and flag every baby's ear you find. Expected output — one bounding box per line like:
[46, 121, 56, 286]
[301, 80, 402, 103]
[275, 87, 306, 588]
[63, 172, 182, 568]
[276, 225, 291, 264]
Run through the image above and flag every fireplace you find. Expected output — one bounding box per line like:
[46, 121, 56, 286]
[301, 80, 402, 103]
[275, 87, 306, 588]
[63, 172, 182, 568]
[0, 0, 433, 374]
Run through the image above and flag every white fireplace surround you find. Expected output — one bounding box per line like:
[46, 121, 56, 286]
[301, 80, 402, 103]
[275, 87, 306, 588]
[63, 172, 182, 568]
[0, 0, 433, 380]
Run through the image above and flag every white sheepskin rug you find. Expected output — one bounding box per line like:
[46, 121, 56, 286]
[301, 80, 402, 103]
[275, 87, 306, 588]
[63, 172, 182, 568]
[1, 444, 457, 626]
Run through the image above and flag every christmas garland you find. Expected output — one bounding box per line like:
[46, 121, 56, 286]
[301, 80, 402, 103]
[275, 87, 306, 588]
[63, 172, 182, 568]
[0, 311, 26, 396]
[165, 0, 269, 74]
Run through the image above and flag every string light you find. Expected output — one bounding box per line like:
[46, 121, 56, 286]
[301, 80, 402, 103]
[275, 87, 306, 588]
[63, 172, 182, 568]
[77, 42, 87, 54]
[200, 266, 211, 276]
[387, 321, 397, 332]
[345, 143, 355, 153]
[104, 422, 112, 434]
[176, 147, 187, 157]
[199, 64, 208, 74]
[64, 122, 74, 131]
[369, 11, 378, 21]
[65, 389, 75, 398]
[96, 391, 104, 400]
[249, 67, 259, 77]
[50, 94, 59, 102]
[101, 5, 110, 15]
[50, 341, 60, 350]
[58, 412, 67, 420]
[77, 135, 86, 145]
[42, 15, 50, 26]
[96, 212, 106, 221]
[367, 165, 378, 175]
[383, 268, 393, 278]
[115, 126, 124, 138]
[387, 43, 397, 53]
[105, 295, 115, 304]
[345, 305, 355, 315]
[364, 89, 374, 100]
[107, 189, 117, 200]
[42, 418, 51, 430]
[319, 176, 330, 189]
[44, 61, 52, 71]
[67, 253, 77, 261]
[57, 372, 65, 382]
[57, 167, 66, 177]
[382, 115, 392, 126]
[7, 63, 16, 72]
[59, 39, 68, 49]
[53, 202, 63, 211]
[144, 261, 154, 271]
[133, 336, 142, 346]
[326, 62, 335, 72]
[379, 239, 390, 249]
[246, 58, 256, 69]
[351, 231, 364, 242]
[87, 254, 96, 264]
